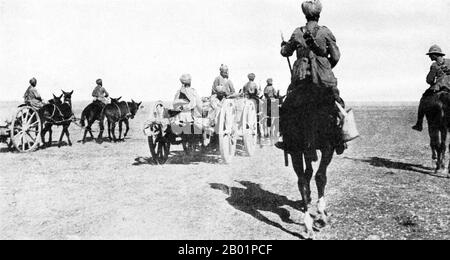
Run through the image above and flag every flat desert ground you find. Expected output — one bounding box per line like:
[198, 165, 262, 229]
[0, 101, 449, 240]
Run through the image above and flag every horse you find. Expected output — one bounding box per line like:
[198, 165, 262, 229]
[428, 92, 450, 175]
[280, 84, 342, 238]
[80, 97, 121, 143]
[40, 90, 74, 148]
[101, 99, 142, 142]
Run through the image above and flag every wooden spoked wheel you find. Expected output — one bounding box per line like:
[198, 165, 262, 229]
[10, 106, 42, 153]
[218, 99, 237, 164]
[242, 99, 258, 156]
[148, 135, 170, 164]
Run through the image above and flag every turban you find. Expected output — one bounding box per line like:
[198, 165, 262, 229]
[266, 78, 273, 85]
[302, 0, 322, 18]
[180, 74, 192, 85]
[220, 64, 229, 72]
[96, 79, 103, 85]
[29, 77, 37, 86]
[248, 73, 256, 80]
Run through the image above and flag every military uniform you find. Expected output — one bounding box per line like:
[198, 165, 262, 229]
[212, 75, 235, 100]
[92, 84, 110, 104]
[24, 85, 44, 109]
[276, 0, 346, 154]
[413, 45, 450, 131]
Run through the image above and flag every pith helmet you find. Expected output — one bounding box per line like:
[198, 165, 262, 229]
[180, 74, 192, 85]
[302, 0, 322, 18]
[426, 45, 445, 56]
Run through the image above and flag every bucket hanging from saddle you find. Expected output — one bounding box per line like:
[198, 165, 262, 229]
[335, 102, 360, 142]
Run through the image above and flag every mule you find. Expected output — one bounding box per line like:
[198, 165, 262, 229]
[40, 90, 74, 148]
[101, 99, 142, 142]
[80, 97, 121, 143]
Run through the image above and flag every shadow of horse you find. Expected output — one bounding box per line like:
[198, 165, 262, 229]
[345, 156, 449, 179]
[210, 181, 308, 239]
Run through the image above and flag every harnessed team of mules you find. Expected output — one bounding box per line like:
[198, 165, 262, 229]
[0, 90, 142, 152]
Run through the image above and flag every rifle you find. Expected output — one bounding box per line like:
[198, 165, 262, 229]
[280, 31, 291, 167]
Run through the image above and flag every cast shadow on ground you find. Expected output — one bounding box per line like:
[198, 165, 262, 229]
[133, 150, 222, 166]
[210, 181, 307, 239]
[345, 156, 449, 179]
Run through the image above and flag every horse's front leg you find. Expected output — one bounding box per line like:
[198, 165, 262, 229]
[65, 124, 72, 146]
[292, 153, 314, 238]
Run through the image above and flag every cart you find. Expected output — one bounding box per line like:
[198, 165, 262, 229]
[144, 96, 258, 164]
[0, 106, 42, 153]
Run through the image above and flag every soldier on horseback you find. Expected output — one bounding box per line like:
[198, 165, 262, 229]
[275, 0, 346, 155]
[412, 45, 450, 132]
[23, 77, 45, 110]
[92, 78, 111, 105]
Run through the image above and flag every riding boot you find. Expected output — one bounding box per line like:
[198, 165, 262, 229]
[412, 98, 425, 132]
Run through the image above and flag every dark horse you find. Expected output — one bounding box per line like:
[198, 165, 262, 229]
[80, 97, 121, 143]
[427, 92, 450, 174]
[280, 83, 342, 238]
[101, 99, 142, 142]
[40, 90, 74, 148]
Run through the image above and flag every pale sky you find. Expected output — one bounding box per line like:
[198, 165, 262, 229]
[1, 0, 450, 102]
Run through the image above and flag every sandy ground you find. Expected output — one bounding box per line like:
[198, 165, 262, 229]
[0, 102, 449, 240]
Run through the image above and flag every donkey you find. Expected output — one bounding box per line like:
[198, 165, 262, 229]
[80, 97, 121, 143]
[40, 90, 74, 148]
[101, 99, 142, 142]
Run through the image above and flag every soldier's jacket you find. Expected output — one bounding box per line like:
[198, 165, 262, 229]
[24, 86, 42, 102]
[281, 21, 340, 88]
[427, 58, 450, 91]
[174, 87, 203, 118]
[92, 85, 109, 98]
[242, 81, 260, 97]
[212, 75, 235, 98]
[264, 85, 276, 99]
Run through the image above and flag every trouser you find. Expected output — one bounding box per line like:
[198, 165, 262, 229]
[415, 88, 438, 125]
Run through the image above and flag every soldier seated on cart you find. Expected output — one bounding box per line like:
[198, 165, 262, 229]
[23, 77, 45, 110]
[172, 74, 205, 135]
[208, 64, 236, 126]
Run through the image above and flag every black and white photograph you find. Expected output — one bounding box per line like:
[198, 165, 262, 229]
[1, 0, 449, 242]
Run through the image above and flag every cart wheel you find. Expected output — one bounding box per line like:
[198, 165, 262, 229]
[218, 99, 237, 164]
[10, 106, 41, 153]
[148, 136, 170, 164]
[242, 99, 258, 156]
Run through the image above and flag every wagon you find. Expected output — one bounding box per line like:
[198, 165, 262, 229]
[0, 105, 42, 152]
[144, 96, 258, 164]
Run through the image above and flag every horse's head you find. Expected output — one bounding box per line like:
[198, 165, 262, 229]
[111, 97, 122, 104]
[61, 90, 73, 105]
[128, 99, 142, 119]
[50, 94, 63, 105]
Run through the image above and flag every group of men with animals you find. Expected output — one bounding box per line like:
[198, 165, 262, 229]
[17, 0, 450, 239]
[22, 77, 142, 147]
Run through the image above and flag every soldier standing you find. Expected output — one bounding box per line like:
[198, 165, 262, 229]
[412, 45, 450, 131]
